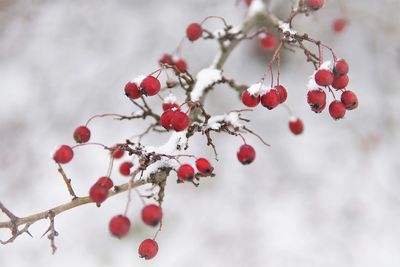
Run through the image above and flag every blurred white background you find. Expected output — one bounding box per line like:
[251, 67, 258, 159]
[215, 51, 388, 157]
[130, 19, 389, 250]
[1, 0, 400, 266]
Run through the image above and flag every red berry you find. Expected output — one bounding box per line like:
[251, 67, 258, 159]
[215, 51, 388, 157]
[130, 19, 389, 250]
[261, 89, 280, 110]
[307, 89, 327, 113]
[341, 90, 358, 110]
[109, 215, 131, 238]
[177, 164, 195, 181]
[314, 69, 334, 86]
[73, 126, 91, 144]
[333, 18, 347, 33]
[237, 144, 256, 165]
[242, 90, 260, 108]
[288, 118, 304, 135]
[175, 59, 187, 73]
[124, 82, 142, 100]
[89, 183, 108, 204]
[329, 100, 346, 120]
[141, 204, 163, 226]
[162, 102, 179, 111]
[331, 74, 349, 90]
[171, 111, 189, 132]
[138, 239, 158, 260]
[53, 145, 74, 164]
[186, 23, 203, 41]
[140, 76, 161, 96]
[306, 0, 324, 10]
[159, 54, 174, 65]
[333, 59, 349, 76]
[195, 158, 213, 175]
[259, 32, 277, 51]
[119, 161, 133, 176]
[110, 145, 124, 159]
[160, 109, 175, 130]
[275, 85, 288, 104]
[244, 0, 252, 6]
[97, 176, 114, 190]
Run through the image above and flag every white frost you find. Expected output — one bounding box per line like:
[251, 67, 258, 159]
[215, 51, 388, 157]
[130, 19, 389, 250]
[319, 60, 332, 70]
[131, 74, 146, 85]
[279, 22, 297, 36]
[247, 83, 268, 96]
[205, 112, 243, 130]
[190, 68, 222, 101]
[307, 72, 319, 90]
[163, 93, 178, 104]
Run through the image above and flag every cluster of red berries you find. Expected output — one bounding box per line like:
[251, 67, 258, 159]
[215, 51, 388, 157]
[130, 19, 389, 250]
[109, 204, 162, 260]
[308, 59, 358, 120]
[177, 158, 213, 182]
[160, 108, 189, 132]
[125, 75, 161, 99]
[242, 84, 287, 110]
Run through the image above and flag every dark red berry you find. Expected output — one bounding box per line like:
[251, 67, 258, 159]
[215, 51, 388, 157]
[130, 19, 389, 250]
[288, 118, 304, 135]
[329, 100, 346, 120]
[159, 54, 174, 65]
[73, 126, 91, 143]
[177, 164, 195, 181]
[171, 111, 189, 132]
[237, 144, 256, 165]
[175, 59, 187, 73]
[96, 176, 114, 190]
[140, 76, 161, 96]
[119, 161, 133, 176]
[314, 69, 334, 86]
[259, 32, 277, 51]
[275, 85, 288, 104]
[331, 74, 349, 90]
[160, 109, 175, 130]
[110, 145, 124, 159]
[124, 82, 142, 99]
[261, 89, 280, 110]
[186, 23, 203, 41]
[307, 89, 327, 113]
[242, 90, 260, 108]
[109, 215, 131, 238]
[89, 183, 108, 205]
[306, 0, 324, 10]
[138, 239, 158, 260]
[333, 59, 349, 76]
[333, 18, 347, 33]
[195, 158, 213, 175]
[53, 145, 74, 164]
[141, 204, 163, 227]
[341, 90, 358, 110]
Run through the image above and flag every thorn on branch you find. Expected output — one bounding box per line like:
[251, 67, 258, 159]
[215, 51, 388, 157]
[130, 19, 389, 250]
[41, 211, 58, 254]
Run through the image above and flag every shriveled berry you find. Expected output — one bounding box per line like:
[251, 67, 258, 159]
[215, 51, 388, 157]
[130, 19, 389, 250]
[275, 85, 288, 104]
[341, 90, 358, 110]
[306, 0, 324, 10]
[196, 158, 213, 175]
[119, 161, 133, 176]
[124, 82, 142, 99]
[140, 76, 161, 96]
[307, 89, 327, 113]
[237, 144, 256, 165]
[242, 90, 260, 108]
[288, 117, 304, 135]
[329, 100, 346, 120]
[314, 69, 334, 86]
[160, 109, 175, 130]
[331, 74, 349, 90]
[186, 23, 203, 41]
[110, 145, 124, 159]
[333, 18, 347, 33]
[73, 126, 91, 143]
[261, 89, 280, 110]
[96, 176, 114, 190]
[109, 215, 131, 238]
[138, 239, 158, 260]
[141, 204, 163, 227]
[259, 32, 277, 51]
[171, 111, 189, 132]
[175, 59, 187, 73]
[177, 164, 195, 181]
[89, 183, 108, 205]
[159, 54, 174, 65]
[53, 145, 74, 164]
[333, 59, 349, 76]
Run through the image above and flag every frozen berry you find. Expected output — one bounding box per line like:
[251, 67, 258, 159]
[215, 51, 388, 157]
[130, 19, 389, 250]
[53, 145, 74, 164]
[138, 239, 158, 260]
[160, 109, 175, 130]
[109, 215, 131, 238]
[119, 161, 133, 176]
[261, 89, 280, 110]
[331, 74, 349, 90]
[124, 82, 142, 100]
[315, 69, 334, 86]
[141, 204, 163, 226]
[237, 144, 256, 165]
[275, 85, 288, 104]
[110, 145, 124, 159]
[171, 111, 189, 132]
[333, 59, 349, 76]
[186, 23, 203, 41]
[89, 183, 108, 205]
[96, 176, 114, 190]
[259, 32, 277, 51]
[159, 54, 174, 65]
[175, 59, 187, 73]
[306, 0, 324, 10]
[177, 164, 195, 181]
[341, 90, 358, 110]
[140, 76, 161, 96]
[288, 117, 304, 135]
[333, 18, 347, 33]
[73, 126, 91, 143]
[195, 158, 213, 175]
[329, 100, 346, 120]
[242, 90, 260, 108]
[307, 89, 326, 113]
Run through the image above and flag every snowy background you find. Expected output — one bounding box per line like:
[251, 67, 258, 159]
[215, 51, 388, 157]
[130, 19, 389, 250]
[1, 0, 400, 266]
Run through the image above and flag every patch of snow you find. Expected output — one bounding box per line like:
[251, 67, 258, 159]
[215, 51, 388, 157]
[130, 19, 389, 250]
[163, 93, 178, 104]
[205, 112, 243, 130]
[131, 74, 146, 85]
[247, 0, 266, 18]
[247, 83, 268, 96]
[190, 68, 222, 101]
